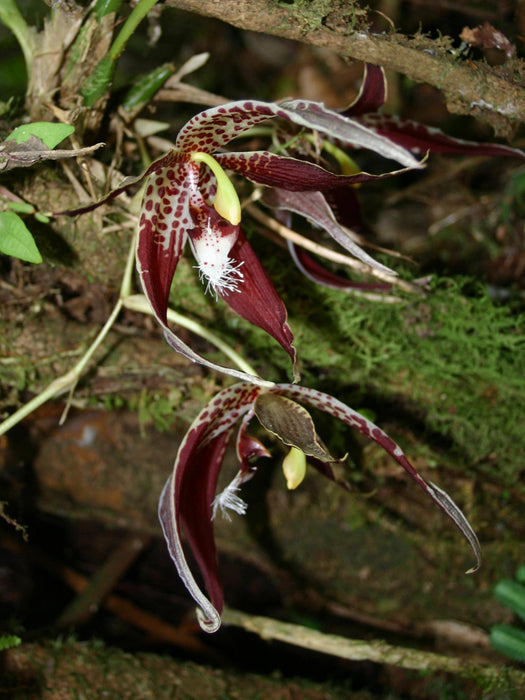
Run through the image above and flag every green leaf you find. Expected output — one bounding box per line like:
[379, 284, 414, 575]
[6, 122, 75, 149]
[0, 211, 42, 263]
[0, 635, 22, 651]
[491, 624, 525, 663]
[494, 579, 525, 622]
[7, 200, 34, 214]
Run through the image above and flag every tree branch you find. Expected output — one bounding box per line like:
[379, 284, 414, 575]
[167, 0, 525, 136]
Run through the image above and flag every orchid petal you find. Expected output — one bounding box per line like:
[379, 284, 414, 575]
[277, 384, 481, 572]
[236, 411, 271, 471]
[263, 188, 394, 275]
[344, 63, 387, 117]
[159, 383, 262, 632]
[218, 229, 300, 382]
[287, 241, 392, 292]
[278, 99, 422, 169]
[176, 100, 422, 169]
[215, 150, 417, 190]
[323, 186, 370, 233]
[359, 113, 525, 159]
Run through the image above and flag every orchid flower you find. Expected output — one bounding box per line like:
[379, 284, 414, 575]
[158, 381, 481, 633]
[260, 63, 525, 292]
[65, 97, 423, 384]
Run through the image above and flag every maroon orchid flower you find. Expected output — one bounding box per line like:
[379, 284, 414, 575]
[159, 381, 481, 633]
[63, 97, 422, 384]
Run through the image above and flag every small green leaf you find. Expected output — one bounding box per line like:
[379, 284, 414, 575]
[7, 200, 34, 214]
[491, 624, 525, 663]
[494, 580, 525, 622]
[0, 635, 22, 651]
[6, 122, 75, 149]
[0, 211, 42, 263]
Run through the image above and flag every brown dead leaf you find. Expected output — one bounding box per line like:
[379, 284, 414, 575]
[460, 22, 515, 59]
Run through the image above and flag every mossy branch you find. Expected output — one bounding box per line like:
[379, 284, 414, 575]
[222, 609, 525, 693]
[166, 0, 525, 136]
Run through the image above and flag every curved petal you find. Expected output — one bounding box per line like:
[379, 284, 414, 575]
[218, 229, 300, 382]
[276, 383, 481, 573]
[263, 188, 394, 275]
[136, 165, 191, 321]
[215, 150, 415, 191]
[158, 383, 262, 632]
[175, 100, 422, 169]
[323, 186, 370, 233]
[343, 63, 387, 117]
[277, 99, 422, 169]
[359, 113, 525, 159]
[287, 241, 392, 292]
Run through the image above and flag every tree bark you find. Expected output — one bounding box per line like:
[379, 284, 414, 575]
[166, 0, 525, 136]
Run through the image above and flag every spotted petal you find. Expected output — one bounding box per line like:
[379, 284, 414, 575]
[215, 151, 416, 191]
[176, 100, 422, 169]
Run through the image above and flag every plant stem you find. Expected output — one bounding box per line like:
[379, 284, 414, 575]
[0, 0, 34, 81]
[109, 0, 159, 60]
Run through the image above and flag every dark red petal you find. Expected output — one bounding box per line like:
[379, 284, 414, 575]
[323, 186, 370, 234]
[218, 230, 299, 382]
[176, 101, 279, 153]
[236, 412, 271, 472]
[288, 242, 392, 292]
[343, 63, 387, 116]
[359, 113, 525, 158]
[159, 383, 262, 632]
[215, 151, 410, 191]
